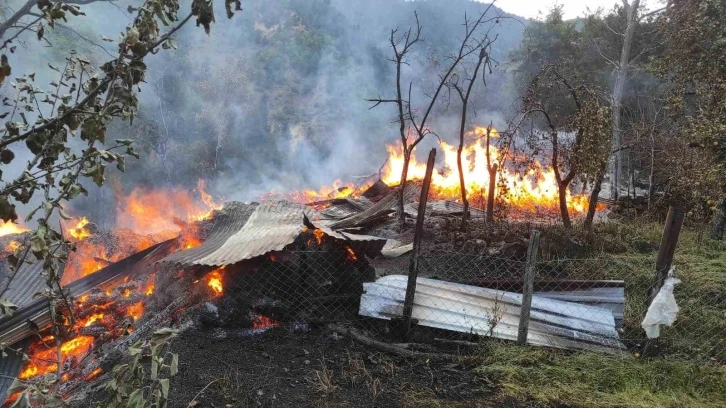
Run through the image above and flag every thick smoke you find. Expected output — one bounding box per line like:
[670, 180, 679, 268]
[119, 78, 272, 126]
[2, 0, 526, 227]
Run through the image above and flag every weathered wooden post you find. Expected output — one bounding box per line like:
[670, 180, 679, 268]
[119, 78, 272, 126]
[517, 230, 541, 345]
[648, 206, 685, 306]
[399, 148, 437, 341]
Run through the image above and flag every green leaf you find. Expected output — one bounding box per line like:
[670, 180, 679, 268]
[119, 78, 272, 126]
[127, 389, 143, 408]
[170, 353, 178, 377]
[115, 139, 134, 146]
[159, 378, 170, 399]
[0, 195, 18, 223]
[151, 357, 158, 381]
[0, 300, 18, 316]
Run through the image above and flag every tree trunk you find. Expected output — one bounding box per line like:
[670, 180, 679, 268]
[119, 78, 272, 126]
[398, 150, 411, 229]
[711, 197, 726, 240]
[558, 181, 571, 229]
[486, 164, 497, 222]
[457, 144, 469, 231]
[609, 0, 641, 200]
[584, 164, 607, 231]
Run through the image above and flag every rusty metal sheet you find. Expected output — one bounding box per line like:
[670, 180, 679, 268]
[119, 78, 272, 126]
[158, 202, 258, 267]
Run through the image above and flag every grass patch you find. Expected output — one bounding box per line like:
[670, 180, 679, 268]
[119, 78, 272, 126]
[475, 342, 726, 408]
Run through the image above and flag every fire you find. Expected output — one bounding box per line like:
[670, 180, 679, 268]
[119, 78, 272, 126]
[127, 302, 144, 321]
[67, 217, 91, 240]
[115, 178, 223, 235]
[85, 367, 103, 381]
[380, 128, 592, 215]
[264, 179, 372, 204]
[18, 335, 94, 379]
[313, 229, 325, 245]
[345, 246, 358, 261]
[207, 268, 224, 296]
[0, 221, 28, 237]
[251, 313, 279, 330]
[80, 313, 104, 327]
[4, 240, 20, 253]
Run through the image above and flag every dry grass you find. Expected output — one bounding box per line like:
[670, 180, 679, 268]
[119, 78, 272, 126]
[310, 355, 340, 395]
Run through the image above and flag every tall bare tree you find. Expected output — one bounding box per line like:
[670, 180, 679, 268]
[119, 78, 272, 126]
[369, 5, 497, 228]
[598, 0, 666, 199]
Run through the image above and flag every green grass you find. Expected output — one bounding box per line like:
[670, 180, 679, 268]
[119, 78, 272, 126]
[474, 220, 726, 407]
[475, 342, 726, 408]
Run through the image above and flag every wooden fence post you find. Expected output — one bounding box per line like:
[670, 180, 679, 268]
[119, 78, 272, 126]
[517, 230, 541, 346]
[400, 148, 437, 341]
[648, 205, 685, 306]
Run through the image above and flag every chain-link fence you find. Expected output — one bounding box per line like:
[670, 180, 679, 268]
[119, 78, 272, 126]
[217, 242, 724, 361]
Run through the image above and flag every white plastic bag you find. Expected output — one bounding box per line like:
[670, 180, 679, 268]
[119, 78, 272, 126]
[641, 268, 681, 339]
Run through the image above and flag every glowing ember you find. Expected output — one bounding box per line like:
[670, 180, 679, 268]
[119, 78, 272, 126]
[81, 313, 104, 327]
[146, 284, 154, 296]
[381, 130, 591, 214]
[0, 221, 28, 237]
[4, 240, 20, 253]
[67, 217, 92, 240]
[127, 302, 144, 321]
[313, 229, 325, 245]
[18, 336, 94, 379]
[85, 367, 103, 381]
[251, 313, 279, 330]
[207, 268, 224, 295]
[345, 246, 358, 261]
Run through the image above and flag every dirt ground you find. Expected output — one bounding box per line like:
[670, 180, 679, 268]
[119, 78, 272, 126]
[165, 325, 506, 408]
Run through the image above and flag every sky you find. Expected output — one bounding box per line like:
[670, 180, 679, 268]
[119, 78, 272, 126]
[490, 0, 621, 20]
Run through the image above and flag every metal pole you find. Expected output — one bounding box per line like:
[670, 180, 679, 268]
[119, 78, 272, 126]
[649, 205, 685, 306]
[517, 230, 541, 345]
[400, 148, 437, 340]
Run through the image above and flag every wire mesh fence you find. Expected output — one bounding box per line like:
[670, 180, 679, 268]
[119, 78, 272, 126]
[218, 243, 724, 361]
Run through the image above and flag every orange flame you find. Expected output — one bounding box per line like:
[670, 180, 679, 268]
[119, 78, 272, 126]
[381, 128, 591, 215]
[80, 313, 104, 327]
[115, 178, 223, 235]
[264, 180, 372, 204]
[85, 367, 103, 381]
[127, 302, 144, 321]
[345, 246, 358, 261]
[313, 229, 325, 245]
[207, 268, 224, 296]
[18, 335, 94, 379]
[4, 240, 20, 253]
[0, 221, 28, 237]
[67, 217, 91, 240]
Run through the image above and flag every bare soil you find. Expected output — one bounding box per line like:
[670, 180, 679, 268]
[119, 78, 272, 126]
[165, 325, 502, 408]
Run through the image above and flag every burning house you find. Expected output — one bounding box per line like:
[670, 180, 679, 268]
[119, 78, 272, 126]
[0, 145, 623, 403]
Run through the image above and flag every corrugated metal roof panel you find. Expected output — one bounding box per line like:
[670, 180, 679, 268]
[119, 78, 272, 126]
[195, 200, 312, 266]
[320, 198, 373, 220]
[331, 184, 418, 230]
[158, 202, 258, 267]
[0, 253, 64, 312]
[360, 275, 626, 354]
[404, 200, 486, 218]
[0, 339, 29, 399]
